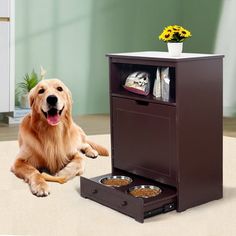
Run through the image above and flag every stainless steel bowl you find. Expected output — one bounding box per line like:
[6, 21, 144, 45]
[99, 175, 133, 187]
[129, 185, 162, 198]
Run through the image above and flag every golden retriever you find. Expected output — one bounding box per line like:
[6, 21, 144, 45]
[11, 79, 109, 197]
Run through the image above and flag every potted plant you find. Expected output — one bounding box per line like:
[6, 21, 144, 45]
[159, 25, 192, 57]
[16, 67, 46, 108]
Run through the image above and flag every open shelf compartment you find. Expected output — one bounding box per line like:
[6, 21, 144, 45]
[110, 62, 176, 105]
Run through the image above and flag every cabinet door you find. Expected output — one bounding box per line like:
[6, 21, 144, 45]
[112, 97, 176, 186]
[0, 0, 10, 17]
[0, 21, 10, 112]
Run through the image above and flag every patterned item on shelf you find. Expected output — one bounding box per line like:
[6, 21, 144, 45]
[161, 67, 170, 101]
[123, 71, 150, 96]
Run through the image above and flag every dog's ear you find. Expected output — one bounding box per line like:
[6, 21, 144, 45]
[29, 87, 36, 107]
[64, 86, 73, 121]
[66, 88, 73, 105]
[62, 83, 73, 106]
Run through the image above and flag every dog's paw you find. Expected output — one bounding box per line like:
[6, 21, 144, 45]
[85, 149, 98, 159]
[30, 181, 50, 197]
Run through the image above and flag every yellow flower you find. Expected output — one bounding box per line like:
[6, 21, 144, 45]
[165, 26, 174, 33]
[172, 25, 181, 32]
[158, 25, 192, 42]
[159, 30, 174, 42]
[179, 27, 192, 38]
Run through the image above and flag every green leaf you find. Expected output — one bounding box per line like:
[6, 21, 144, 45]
[16, 68, 42, 94]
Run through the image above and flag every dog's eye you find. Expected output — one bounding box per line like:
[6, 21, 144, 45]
[38, 88, 45, 94]
[57, 87, 63, 92]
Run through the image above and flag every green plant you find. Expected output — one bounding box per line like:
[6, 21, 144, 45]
[17, 70, 40, 94]
[16, 66, 46, 98]
[15, 67, 47, 107]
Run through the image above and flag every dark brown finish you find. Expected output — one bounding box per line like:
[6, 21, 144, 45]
[176, 59, 223, 211]
[81, 170, 177, 223]
[112, 97, 177, 187]
[80, 51, 223, 222]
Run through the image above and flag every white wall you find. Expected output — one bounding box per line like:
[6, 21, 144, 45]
[215, 0, 236, 117]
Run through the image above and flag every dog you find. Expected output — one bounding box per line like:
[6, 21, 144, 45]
[11, 79, 109, 197]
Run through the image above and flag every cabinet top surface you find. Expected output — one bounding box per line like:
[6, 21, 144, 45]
[106, 51, 224, 61]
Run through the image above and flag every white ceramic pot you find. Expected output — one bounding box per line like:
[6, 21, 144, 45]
[20, 93, 30, 109]
[167, 42, 183, 57]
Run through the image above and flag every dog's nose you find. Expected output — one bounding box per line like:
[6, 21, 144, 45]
[47, 95, 58, 106]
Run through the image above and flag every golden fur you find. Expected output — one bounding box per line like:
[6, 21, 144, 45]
[11, 79, 109, 197]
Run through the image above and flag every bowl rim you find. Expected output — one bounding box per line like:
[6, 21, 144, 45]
[128, 185, 162, 198]
[99, 175, 133, 187]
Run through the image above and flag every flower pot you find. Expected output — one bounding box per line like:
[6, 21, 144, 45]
[167, 42, 183, 57]
[20, 93, 30, 109]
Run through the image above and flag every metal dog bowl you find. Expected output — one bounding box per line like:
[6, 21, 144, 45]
[100, 175, 133, 187]
[129, 185, 162, 198]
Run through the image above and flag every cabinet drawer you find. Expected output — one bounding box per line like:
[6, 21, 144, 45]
[81, 176, 143, 222]
[80, 171, 177, 223]
[111, 97, 177, 186]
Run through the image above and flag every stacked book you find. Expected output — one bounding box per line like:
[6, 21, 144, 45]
[4, 107, 31, 125]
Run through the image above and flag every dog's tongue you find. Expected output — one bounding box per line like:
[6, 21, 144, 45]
[47, 114, 60, 126]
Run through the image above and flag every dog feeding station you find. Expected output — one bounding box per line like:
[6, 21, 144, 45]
[80, 51, 224, 223]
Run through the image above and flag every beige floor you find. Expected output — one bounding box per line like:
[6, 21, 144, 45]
[0, 135, 236, 236]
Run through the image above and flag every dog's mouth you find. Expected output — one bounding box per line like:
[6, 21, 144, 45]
[42, 107, 64, 126]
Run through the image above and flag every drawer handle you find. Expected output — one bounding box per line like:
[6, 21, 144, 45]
[135, 100, 149, 106]
[120, 201, 128, 207]
[92, 189, 98, 194]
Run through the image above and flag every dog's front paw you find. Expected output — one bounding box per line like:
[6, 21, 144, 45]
[30, 178, 50, 197]
[85, 149, 98, 159]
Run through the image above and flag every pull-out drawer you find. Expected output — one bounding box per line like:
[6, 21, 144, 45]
[111, 96, 177, 186]
[80, 170, 177, 223]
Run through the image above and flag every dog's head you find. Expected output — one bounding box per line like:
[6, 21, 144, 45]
[29, 79, 72, 126]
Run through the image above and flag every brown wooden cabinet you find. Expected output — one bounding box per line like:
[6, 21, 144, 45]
[81, 51, 224, 222]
